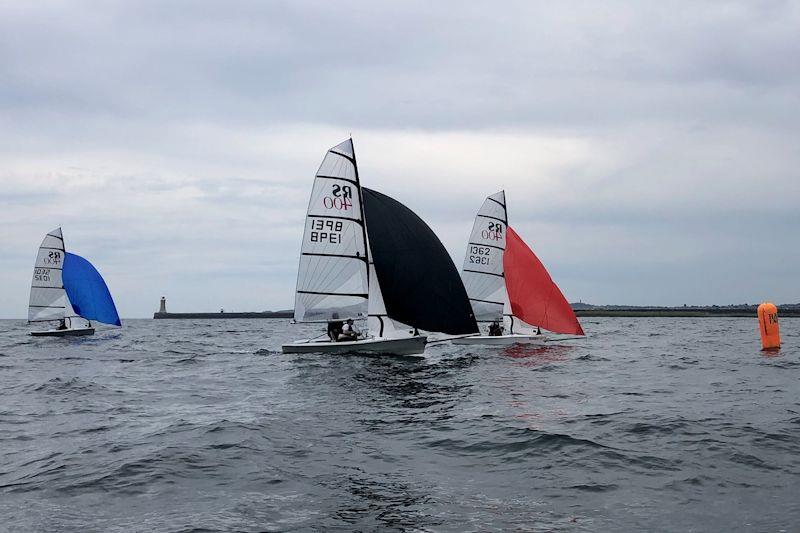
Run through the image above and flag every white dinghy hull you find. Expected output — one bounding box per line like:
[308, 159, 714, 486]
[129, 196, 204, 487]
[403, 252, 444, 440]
[451, 333, 545, 346]
[30, 327, 95, 337]
[282, 335, 427, 356]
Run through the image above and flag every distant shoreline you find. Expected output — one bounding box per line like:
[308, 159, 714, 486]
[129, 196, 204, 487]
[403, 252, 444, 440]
[574, 306, 800, 318]
[153, 311, 293, 319]
[148, 306, 800, 319]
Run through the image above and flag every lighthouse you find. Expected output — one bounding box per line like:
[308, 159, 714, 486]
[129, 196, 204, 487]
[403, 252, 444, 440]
[159, 296, 167, 314]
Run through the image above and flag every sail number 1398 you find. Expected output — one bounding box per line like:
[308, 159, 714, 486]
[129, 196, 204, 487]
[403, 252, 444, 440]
[310, 219, 344, 244]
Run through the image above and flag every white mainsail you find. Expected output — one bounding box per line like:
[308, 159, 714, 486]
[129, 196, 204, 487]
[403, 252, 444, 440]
[28, 228, 68, 323]
[293, 139, 370, 322]
[461, 191, 508, 322]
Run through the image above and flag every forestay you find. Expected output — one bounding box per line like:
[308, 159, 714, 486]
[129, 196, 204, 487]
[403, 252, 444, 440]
[28, 228, 68, 323]
[461, 191, 508, 322]
[293, 139, 369, 322]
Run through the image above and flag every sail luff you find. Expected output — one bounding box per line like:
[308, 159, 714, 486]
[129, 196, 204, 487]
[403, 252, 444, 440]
[351, 138, 371, 295]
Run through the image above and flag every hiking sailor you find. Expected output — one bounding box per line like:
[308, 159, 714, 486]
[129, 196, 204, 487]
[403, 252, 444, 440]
[328, 317, 342, 341]
[339, 318, 359, 341]
[488, 320, 504, 336]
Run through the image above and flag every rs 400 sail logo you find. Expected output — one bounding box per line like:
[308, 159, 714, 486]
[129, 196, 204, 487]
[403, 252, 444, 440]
[481, 222, 503, 241]
[45, 251, 62, 265]
[323, 184, 353, 211]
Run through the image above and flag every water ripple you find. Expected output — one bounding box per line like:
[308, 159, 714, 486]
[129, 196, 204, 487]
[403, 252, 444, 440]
[0, 317, 798, 531]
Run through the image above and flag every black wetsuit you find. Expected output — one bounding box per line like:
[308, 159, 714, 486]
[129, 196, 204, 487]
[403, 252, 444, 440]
[327, 321, 343, 341]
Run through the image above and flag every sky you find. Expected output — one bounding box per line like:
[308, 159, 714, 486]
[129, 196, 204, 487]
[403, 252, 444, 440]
[2, 1, 799, 318]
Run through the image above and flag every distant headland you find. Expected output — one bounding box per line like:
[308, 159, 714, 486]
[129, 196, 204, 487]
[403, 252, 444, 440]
[152, 297, 800, 319]
[152, 297, 292, 319]
[571, 302, 800, 317]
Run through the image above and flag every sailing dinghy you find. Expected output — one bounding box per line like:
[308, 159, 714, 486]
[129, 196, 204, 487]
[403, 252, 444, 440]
[281, 139, 477, 355]
[453, 191, 583, 345]
[29, 228, 121, 337]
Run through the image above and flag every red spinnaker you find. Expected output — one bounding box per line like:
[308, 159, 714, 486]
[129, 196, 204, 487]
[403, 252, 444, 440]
[503, 226, 584, 335]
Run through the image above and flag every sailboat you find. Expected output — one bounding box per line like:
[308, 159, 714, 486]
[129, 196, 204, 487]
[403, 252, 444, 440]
[281, 139, 477, 355]
[28, 228, 122, 337]
[453, 191, 584, 345]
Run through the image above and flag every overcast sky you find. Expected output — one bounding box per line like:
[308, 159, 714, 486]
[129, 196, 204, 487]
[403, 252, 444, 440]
[2, 1, 799, 318]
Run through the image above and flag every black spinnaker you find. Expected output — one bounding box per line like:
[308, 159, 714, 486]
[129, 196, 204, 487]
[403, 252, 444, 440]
[362, 188, 478, 335]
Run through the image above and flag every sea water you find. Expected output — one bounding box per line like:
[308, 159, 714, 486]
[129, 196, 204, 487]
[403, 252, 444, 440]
[1, 317, 798, 532]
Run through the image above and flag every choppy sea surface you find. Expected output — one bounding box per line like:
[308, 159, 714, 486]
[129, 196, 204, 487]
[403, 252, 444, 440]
[1, 317, 798, 532]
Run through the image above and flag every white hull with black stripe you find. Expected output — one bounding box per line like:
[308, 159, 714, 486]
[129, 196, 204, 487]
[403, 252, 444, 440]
[30, 327, 95, 337]
[282, 335, 426, 355]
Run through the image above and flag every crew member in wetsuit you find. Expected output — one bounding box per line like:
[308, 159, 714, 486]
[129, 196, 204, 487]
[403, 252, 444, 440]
[57, 319, 67, 330]
[339, 318, 359, 341]
[488, 321, 503, 336]
[327, 320, 343, 341]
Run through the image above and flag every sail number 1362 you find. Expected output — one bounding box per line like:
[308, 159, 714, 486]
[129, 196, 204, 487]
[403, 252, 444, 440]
[469, 245, 491, 265]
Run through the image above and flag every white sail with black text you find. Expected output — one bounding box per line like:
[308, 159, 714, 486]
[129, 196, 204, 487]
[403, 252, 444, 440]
[292, 139, 369, 323]
[460, 191, 508, 323]
[29, 228, 69, 324]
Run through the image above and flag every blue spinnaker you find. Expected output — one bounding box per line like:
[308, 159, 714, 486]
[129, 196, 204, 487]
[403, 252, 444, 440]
[63, 253, 122, 326]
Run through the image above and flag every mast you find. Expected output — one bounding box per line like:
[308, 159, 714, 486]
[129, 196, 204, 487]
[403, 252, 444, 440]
[351, 137, 370, 289]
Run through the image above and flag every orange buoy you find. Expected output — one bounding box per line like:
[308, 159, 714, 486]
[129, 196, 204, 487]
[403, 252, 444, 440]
[757, 302, 780, 350]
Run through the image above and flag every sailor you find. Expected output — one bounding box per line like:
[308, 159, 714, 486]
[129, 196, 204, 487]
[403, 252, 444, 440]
[57, 318, 67, 330]
[488, 321, 503, 336]
[327, 320, 343, 341]
[339, 318, 359, 341]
